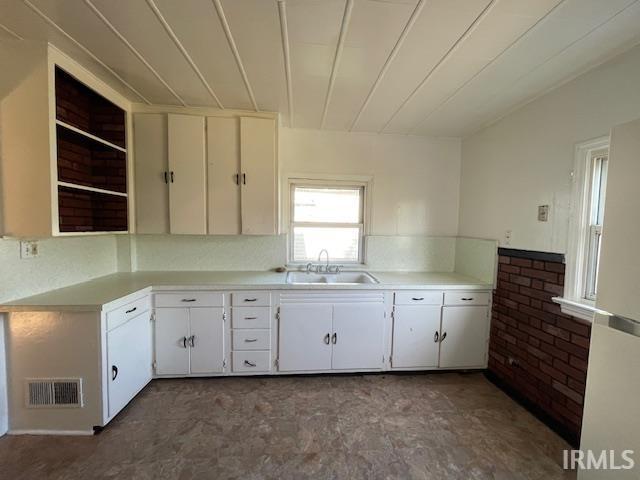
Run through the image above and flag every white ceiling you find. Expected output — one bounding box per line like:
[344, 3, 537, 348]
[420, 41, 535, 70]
[1, 0, 640, 137]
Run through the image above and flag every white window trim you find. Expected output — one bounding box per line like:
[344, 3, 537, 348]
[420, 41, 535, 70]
[283, 174, 373, 266]
[554, 136, 609, 322]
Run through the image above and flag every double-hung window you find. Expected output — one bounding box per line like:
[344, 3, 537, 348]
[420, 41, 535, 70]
[558, 138, 609, 320]
[584, 151, 608, 300]
[289, 182, 365, 264]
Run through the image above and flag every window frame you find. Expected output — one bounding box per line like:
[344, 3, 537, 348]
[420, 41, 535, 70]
[286, 177, 370, 265]
[558, 137, 610, 321]
[583, 153, 608, 301]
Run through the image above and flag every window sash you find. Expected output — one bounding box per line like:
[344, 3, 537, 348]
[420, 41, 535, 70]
[289, 183, 366, 264]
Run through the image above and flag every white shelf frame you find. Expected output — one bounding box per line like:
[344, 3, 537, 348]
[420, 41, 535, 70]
[58, 181, 128, 198]
[56, 119, 127, 153]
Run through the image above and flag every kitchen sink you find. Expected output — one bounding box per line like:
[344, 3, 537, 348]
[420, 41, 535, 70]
[286, 271, 379, 285]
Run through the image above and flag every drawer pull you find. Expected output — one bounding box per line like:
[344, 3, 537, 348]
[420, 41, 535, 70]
[244, 298, 258, 302]
[244, 316, 258, 320]
[461, 297, 474, 301]
[434, 331, 439, 343]
[181, 298, 197, 303]
[412, 297, 424, 301]
[244, 338, 258, 343]
[125, 307, 137, 314]
[244, 360, 257, 367]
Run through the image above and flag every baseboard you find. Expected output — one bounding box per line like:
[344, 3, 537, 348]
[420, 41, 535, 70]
[484, 371, 580, 447]
[9, 429, 94, 436]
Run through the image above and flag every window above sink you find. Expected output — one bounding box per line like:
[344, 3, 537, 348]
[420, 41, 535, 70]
[288, 179, 369, 264]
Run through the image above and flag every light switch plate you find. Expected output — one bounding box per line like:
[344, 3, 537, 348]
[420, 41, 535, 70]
[538, 205, 549, 222]
[20, 241, 39, 259]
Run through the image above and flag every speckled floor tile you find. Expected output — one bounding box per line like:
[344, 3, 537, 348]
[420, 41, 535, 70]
[0, 373, 576, 479]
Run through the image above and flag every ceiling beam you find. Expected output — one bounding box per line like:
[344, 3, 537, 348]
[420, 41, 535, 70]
[349, 0, 426, 132]
[146, 0, 224, 109]
[84, 0, 186, 106]
[277, 0, 294, 127]
[379, 0, 498, 133]
[409, 0, 567, 134]
[212, 0, 259, 111]
[0, 22, 24, 40]
[320, 0, 354, 129]
[22, 0, 151, 104]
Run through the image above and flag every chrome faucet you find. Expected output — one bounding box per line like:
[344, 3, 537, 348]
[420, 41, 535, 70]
[318, 249, 330, 273]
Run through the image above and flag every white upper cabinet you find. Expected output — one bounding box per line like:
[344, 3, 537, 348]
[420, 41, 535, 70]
[168, 114, 207, 235]
[134, 114, 169, 234]
[133, 112, 278, 236]
[207, 117, 241, 235]
[240, 117, 278, 235]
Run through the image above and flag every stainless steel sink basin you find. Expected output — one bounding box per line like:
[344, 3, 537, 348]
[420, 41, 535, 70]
[286, 271, 379, 285]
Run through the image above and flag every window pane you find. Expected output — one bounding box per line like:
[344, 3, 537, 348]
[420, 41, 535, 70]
[293, 187, 361, 223]
[292, 226, 360, 262]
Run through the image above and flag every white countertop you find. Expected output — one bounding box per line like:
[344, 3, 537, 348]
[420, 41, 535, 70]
[0, 271, 492, 312]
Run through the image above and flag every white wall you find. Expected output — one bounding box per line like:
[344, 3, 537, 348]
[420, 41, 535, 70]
[280, 128, 461, 236]
[459, 43, 640, 254]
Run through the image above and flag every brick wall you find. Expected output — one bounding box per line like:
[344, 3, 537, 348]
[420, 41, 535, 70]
[489, 249, 591, 445]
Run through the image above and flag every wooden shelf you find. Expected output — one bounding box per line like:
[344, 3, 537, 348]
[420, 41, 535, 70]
[56, 120, 126, 153]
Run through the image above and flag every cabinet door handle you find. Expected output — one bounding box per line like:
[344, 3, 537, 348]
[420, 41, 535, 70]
[440, 332, 447, 342]
[412, 297, 424, 301]
[125, 307, 137, 314]
[324, 333, 330, 345]
[461, 297, 474, 301]
[170, 171, 175, 183]
[189, 335, 195, 347]
[182, 336, 188, 348]
[244, 298, 257, 302]
[244, 360, 256, 367]
[434, 331, 439, 343]
[163, 171, 169, 184]
[234, 173, 240, 185]
[181, 298, 197, 303]
[242, 173, 246, 185]
[111, 365, 118, 381]
[244, 338, 258, 343]
[332, 333, 337, 344]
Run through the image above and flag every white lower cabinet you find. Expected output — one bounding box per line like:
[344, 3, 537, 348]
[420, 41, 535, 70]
[279, 304, 333, 372]
[154, 307, 224, 375]
[107, 311, 152, 418]
[278, 298, 385, 372]
[439, 305, 489, 368]
[391, 305, 441, 368]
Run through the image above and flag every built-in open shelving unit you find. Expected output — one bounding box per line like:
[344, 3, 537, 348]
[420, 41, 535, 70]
[54, 67, 128, 233]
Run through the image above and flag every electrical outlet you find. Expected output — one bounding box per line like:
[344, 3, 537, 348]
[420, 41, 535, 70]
[538, 205, 549, 222]
[504, 230, 512, 246]
[20, 241, 39, 259]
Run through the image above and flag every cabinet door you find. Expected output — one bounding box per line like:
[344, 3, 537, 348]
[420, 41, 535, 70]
[439, 306, 489, 368]
[392, 305, 441, 368]
[154, 308, 190, 375]
[189, 307, 225, 374]
[278, 304, 332, 372]
[207, 117, 241, 235]
[332, 303, 385, 370]
[133, 114, 169, 234]
[107, 312, 152, 418]
[240, 117, 277, 235]
[168, 114, 206, 234]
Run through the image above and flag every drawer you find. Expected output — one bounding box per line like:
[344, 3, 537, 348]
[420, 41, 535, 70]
[232, 351, 271, 372]
[395, 291, 443, 305]
[155, 292, 223, 308]
[232, 329, 271, 351]
[232, 306, 271, 329]
[232, 291, 271, 307]
[444, 292, 490, 306]
[106, 296, 150, 332]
